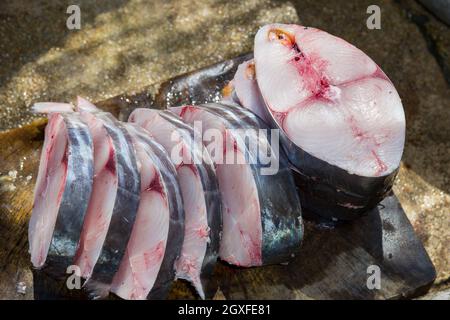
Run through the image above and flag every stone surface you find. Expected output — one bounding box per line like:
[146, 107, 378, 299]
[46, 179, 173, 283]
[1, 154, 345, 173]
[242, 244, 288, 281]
[0, 0, 448, 296]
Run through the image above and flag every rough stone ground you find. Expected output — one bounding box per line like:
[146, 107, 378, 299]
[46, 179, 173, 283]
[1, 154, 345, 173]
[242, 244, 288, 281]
[0, 0, 448, 298]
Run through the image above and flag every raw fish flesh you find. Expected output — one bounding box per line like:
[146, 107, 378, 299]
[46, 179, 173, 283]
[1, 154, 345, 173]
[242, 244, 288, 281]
[172, 104, 303, 267]
[29, 112, 94, 269]
[111, 123, 184, 300]
[253, 24, 406, 220]
[129, 108, 221, 299]
[73, 98, 140, 299]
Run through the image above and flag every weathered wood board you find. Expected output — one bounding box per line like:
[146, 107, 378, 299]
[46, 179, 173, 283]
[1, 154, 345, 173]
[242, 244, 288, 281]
[0, 54, 436, 300]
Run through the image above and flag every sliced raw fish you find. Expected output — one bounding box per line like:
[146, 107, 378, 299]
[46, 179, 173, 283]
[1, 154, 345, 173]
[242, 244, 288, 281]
[71, 110, 118, 280]
[172, 104, 303, 267]
[196, 103, 303, 264]
[254, 24, 406, 220]
[129, 108, 222, 299]
[73, 98, 140, 298]
[110, 123, 184, 300]
[29, 112, 94, 269]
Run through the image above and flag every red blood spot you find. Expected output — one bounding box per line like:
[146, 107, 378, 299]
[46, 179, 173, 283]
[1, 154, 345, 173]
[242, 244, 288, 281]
[145, 173, 165, 197]
[349, 116, 368, 140]
[289, 45, 330, 101]
[104, 146, 116, 174]
[371, 150, 388, 176]
[57, 147, 69, 203]
[348, 116, 387, 175]
[222, 130, 235, 157]
[179, 105, 196, 118]
[175, 144, 198, 175]
[196, 225, 210, 239]
[292, 43, 301, 53]
[313, 77, 331, 99]
[232, 139, 239, 153]
[146, 241, 165, 265]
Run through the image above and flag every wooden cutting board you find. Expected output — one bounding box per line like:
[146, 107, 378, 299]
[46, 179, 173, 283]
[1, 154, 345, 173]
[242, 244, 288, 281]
[0, 54, 436, 300]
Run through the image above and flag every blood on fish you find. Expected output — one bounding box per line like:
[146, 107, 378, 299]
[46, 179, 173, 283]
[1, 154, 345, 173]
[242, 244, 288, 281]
[349, 116, 369, 141]
[175, 144, 198, 175]
[145, 174, 165, 197]
[56, 151, 68, 203]
[104, 144, 116, 174]
[143, 241, 165, 268]
[315, 77, 331, 99]
[179, 105, 197, 118]
[371, 150, 388, 176]
[196, 225, 210, 239]
[232, 139, 239, 153]
[348, 115, 388, 175]
[177, 162, 198, 175]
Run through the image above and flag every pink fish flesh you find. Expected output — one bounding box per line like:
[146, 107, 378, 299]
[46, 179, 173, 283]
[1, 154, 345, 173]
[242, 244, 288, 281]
[73, 98, 140, 299]
[129, 109, 221, 299]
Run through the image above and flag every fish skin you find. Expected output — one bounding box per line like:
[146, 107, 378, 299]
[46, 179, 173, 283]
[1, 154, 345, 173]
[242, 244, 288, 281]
[29, 112, 94, 273]
[72, 111, 119, 281]
[81, 112, 141, 299]
[127, 124, 185, 300]
[197, 103, 303, 265]
[253, 24, 405, 221]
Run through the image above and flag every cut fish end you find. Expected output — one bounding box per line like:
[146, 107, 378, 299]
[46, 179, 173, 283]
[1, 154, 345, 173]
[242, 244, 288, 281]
[31, 102, 74, 114]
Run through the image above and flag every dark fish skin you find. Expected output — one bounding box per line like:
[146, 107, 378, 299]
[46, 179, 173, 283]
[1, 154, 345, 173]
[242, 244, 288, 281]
[158, 110, 223, 299]
[289, 157, 398, 221]
[128, 124, 185, 300]
[83, 113, 141, 299]
[196, 103, 304, 265]
[42, 113, 94, 271]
